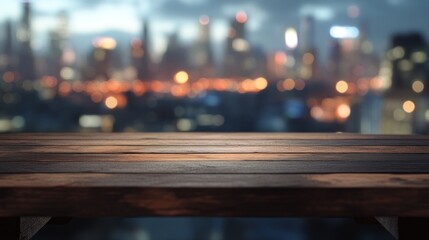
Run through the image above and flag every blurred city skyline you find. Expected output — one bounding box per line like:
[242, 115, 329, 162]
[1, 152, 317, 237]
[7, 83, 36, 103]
[0, 0, 428, 134]
[1, 0, 429, 61]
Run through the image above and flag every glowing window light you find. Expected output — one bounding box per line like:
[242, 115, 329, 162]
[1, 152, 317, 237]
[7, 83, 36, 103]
[412, 80, 424, 93]
[274, 51, 287, 65]
[105, 96, 118, 109]
[329, 26, 359, 39]
[199, 15, 210, 25]
[93, 37, 117, 50]
[411, 51, 427, 63]
[235, 11, 247, 23]
[336, 104, 351, 119]
[283, 78, 295, 91]
[336, 80, 349, 94]
[254, 77, 268, 90]
[403, 100, 415, 113]
[177, 118, 194, 131]
[302, 53, 314, 65]
[285, 28, 298, 49]
[232, 38, 249, 52]
[174, 71, 189, 84]
[79, 115, 103, 128]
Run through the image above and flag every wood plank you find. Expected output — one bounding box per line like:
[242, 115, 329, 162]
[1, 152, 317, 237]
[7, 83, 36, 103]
[0, 160, 428, 173]
[0, 153, 427, 162]
[1, 174, 429, 217]
[0, 145, 427, 154]
[0, 173, 428, 188]
[0, 132, 428, 140]
[0, 139, 428, 146]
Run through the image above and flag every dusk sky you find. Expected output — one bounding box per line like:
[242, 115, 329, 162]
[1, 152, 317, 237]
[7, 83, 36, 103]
[0, 0, 428, 62]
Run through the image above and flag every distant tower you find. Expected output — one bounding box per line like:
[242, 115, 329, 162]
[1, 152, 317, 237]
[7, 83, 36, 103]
[223, 11, 254, 77]
[389, 33, 428, 90]
[192, 15, 214, 76]
[300, 16, 314, 55]
[17, 1, 36, 81]
[299, 16, 317, 80]
[160, 33, 188, 80]
[47, 11, 76, 80]
[379, 33, 428, 134]
[84, 37, 118, 80]
[0, 20, 14, 74]
[131, 19, 152, 81]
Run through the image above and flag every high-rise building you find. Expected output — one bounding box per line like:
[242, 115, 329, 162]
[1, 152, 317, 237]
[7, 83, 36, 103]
[388, 33, 428, 90]
[0, 20, 14, 75]
[191, 15, 214, 77]
[223, 12, 254, 77]
[328, 23, 379, 83]
[131, 19, 152, 81]
[300, 16, 314, 55]
[379, 33, 429, 134]
[46, 11, 77, 81]
[299, 16, 318, 80]
[160, 33, 189, 80]
[84, 37, 118, 80]
[17, 1, 36, 81]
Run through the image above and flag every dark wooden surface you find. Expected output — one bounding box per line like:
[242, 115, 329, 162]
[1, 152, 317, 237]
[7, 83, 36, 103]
[0, 133, 429, 218]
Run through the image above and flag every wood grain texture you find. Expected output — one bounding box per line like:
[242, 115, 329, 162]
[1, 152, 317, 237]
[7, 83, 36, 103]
[0, 139, 428, 146]
[1, 153, 428, 162]
[0, 174, 429, 217]
[0, 145, 428, 154]
[0, 160, 428, 173]
[0, 132, 428, 140]
[0, 133, 428, 218]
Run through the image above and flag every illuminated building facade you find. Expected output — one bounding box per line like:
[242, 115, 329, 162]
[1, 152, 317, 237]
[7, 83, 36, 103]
[46, 11, 76, 81]
[85, 37, 118, 80]
[224, 12, 255, 77]
[192, 16, 215, 77]
[132, 20, 152, 81]
[0, 21, 14, 77]
[299, 16, 317, 80]
[380, 33, 429, 134]
[160, 33, 189, 80]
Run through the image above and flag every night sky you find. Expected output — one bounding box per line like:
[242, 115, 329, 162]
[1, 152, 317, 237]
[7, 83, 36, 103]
[0, 0, 428, 62]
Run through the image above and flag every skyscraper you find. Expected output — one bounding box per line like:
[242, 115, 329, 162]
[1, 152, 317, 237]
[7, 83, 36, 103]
[192, 15, 214, 77]
[389, 33, 428, 90]
[84, 37, 118, 80]
[160, 33, 189, 80]
[0, 20, 14, 75]
[300, 16, 314, 55]
[223, 12, 254, 77]
[379, 33, 428, 134]
[299, 16, 317, 80]
[17, 1, 36, 81]
[131, 19, 152, 81]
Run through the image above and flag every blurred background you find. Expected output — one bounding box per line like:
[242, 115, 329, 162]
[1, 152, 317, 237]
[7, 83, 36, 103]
[1, 0, 425, 239]
[0, 0, 428, 134]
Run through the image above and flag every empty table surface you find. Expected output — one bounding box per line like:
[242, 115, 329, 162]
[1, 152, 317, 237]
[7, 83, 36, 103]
[0, 132, 428, 217]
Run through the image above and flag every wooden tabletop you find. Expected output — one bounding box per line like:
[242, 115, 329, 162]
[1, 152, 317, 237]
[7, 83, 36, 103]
[0, 132, 429, 218]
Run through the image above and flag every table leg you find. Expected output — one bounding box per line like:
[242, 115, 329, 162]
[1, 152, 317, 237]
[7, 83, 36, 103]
[0, 217, 51, 240]
[376, 217, 429, 240]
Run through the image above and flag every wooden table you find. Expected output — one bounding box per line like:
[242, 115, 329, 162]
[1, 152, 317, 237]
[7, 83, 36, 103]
[0, 133, 429, 239]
